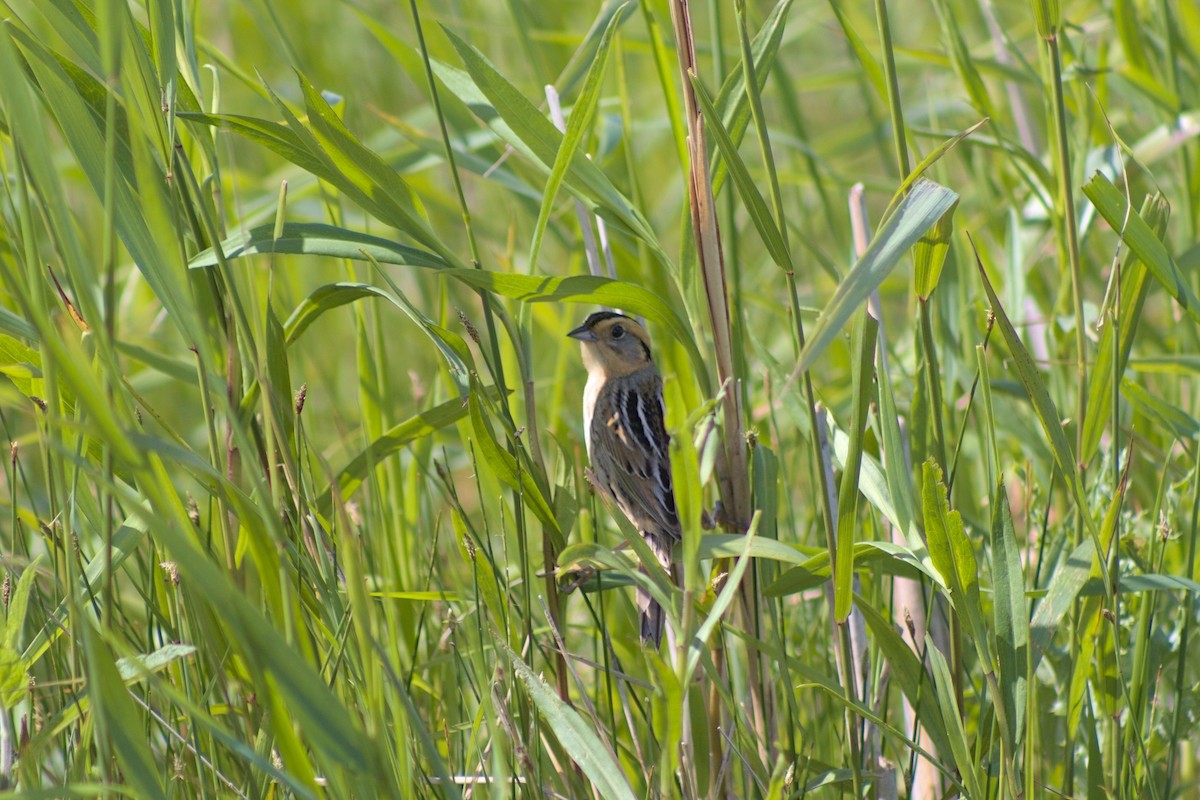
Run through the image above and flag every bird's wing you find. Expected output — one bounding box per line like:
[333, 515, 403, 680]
[593, 375, 681, 543]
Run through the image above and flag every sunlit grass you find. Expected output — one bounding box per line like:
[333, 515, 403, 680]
[0, 0, 1198, 798]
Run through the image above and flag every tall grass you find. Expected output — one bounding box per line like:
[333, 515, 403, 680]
[0, 0, 1198, 797]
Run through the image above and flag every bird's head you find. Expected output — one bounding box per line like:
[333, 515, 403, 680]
[567, 311, 653, 378]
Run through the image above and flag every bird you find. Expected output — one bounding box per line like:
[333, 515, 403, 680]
[567, 311, 680, 646]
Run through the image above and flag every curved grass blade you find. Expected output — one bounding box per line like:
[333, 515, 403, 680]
[438, 28, 666, 266]
[503, 642, 637, 800]
[1080, 194, 1166, 462]
[797, 179, 957, 373]
[834, 314, 877, 622]
[527, 4, 627, 273]
[189, 222, 448, 271]
[315, 391, 497, 518]
[1083, 174, 1198, 323]
[975, 242, 1104, 578]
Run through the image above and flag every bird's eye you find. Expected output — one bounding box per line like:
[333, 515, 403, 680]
[611, 324, 625, 339]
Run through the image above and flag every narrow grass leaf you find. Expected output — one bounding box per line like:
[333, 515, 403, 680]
[696, 533, 806, 564]
[765, 540, 937, 596]
[439, 28, 665, 262]
[709, 0, 795, 194]
[189, 222, 448, 271]
[687, 512, 761, 680]
[834, 314, 877, 622]
[875, 342, 916, 536]
[528, 4, 626, 273]
[445, 269, 707, 384]
[798, 179, 957, 372]
[83, 627, 166, 799]
[1121, 378, 1200, 440]
[976, 253, 1101, 564]
[1083, 174, 1200, 324]
[503, 643, 636, 800]
[468, 382, 562, 544]
[691, 72, 791, 271]
[930, 0, 993, 116]
[926, 635, 984, 799]
[857, 601, 954, 762]
[316, 392, 492, 517]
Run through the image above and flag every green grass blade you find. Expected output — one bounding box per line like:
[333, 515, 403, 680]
[189, 222, 449, 271]
[1083, 175, 1198, 324]
[834, 314, 877, 622]
[438, 27, 666, 263]
[798, 179, 957, 372]
[991, 482, 1029, 747]
[504, 642, 637, 800]
[82, 627, 166, 799]
[527, 4, 627, 273]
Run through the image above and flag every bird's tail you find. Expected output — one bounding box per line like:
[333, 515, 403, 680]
[638, 530, 677, 647]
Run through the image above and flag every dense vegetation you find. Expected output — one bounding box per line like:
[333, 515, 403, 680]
[0, 0, 1198, 797]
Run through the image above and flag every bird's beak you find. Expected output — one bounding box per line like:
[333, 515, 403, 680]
[567, 324, 597, 341]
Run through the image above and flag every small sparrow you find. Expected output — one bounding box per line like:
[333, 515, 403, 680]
[568, 311, 679, 646]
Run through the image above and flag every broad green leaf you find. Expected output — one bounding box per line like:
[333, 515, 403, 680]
[798, 179, 958, 372]
[1122, 378, 1200, 440]
[922, 460, 990, 670]
[1083, 174, 1199, 325]
[0, 306, 37, 341]
[991, 483, 1028, 746]
[1032, 0, 1060, 38]
[4, 554, 43, 652]
[115, 644, 197, 682]
[1080, 194, 1165, 463]
[0, 646, 26, 707]
[695, 534, 806, 565]
[1116, 574, 1200, 594]
[912, 201, 957, 299]
[504, 643, 637, 800]
[1030, 539, 1095, 673]
[293, 72, 462, 267]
